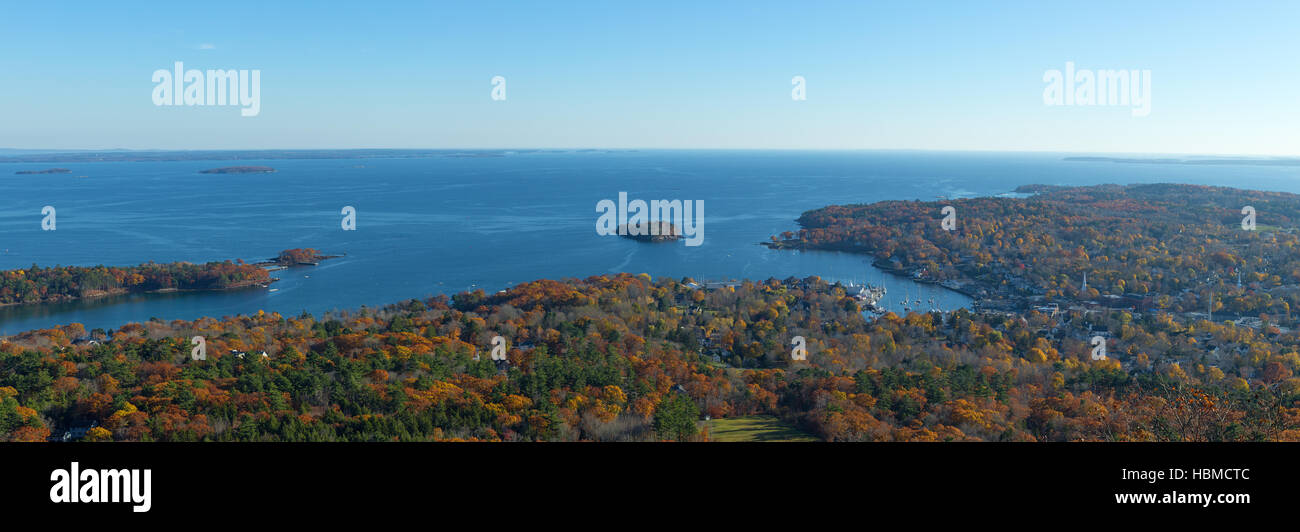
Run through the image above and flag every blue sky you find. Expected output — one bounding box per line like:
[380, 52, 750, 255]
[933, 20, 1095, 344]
[1, 0, 1297, 155]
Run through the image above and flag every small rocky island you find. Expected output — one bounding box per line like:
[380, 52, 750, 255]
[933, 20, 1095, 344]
[15, 168, 71, 175]
[199, 166, 277, 174]
[260, 248, 343, 267]
[618, 222, 683, 243]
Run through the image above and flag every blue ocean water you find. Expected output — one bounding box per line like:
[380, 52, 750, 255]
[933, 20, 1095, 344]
[1, 150, 1298, 334]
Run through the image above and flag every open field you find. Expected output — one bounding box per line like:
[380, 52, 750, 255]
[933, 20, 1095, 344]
[706, 416, 819, 442]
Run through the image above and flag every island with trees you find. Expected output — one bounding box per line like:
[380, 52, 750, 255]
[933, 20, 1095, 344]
[267, 248, 341, 267]
[0, 248, 335, 307]
[618, 222, 683, 243]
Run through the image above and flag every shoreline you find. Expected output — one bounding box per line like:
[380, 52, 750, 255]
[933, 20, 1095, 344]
[761, 240, 980, 300]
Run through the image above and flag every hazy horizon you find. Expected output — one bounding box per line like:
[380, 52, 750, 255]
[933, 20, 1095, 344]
[3, 147, 1300, 159]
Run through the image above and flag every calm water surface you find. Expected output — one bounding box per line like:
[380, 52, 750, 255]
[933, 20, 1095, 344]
[2, 150, 1297, 334]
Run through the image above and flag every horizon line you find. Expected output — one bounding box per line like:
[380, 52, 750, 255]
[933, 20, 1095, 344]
[2, 147, 1299, 159]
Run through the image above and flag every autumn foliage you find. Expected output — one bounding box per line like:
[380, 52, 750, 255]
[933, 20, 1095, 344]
[3, 273, 1299, 442]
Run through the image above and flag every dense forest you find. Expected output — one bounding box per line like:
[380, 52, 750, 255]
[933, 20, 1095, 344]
[0, 257, 275, 306]
[3, 273, 1298, 442]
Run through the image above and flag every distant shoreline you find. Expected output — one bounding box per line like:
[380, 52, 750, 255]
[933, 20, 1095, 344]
[14, 168, 71, 174]
[0, 149, 580, 164]
[199, 165, 276, 174]
[3, 149, 1299, 166]
[1065, 156, 1300, 167]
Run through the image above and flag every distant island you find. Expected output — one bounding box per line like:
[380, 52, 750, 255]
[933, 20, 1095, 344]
[15, 168, 71, 175]
[618, 223, 683, 243]
[0, 148, 639, 164]
[199, 166, 276, 174]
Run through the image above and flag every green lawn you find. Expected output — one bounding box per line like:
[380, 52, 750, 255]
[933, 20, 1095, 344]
[706, 415, 819, 442]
